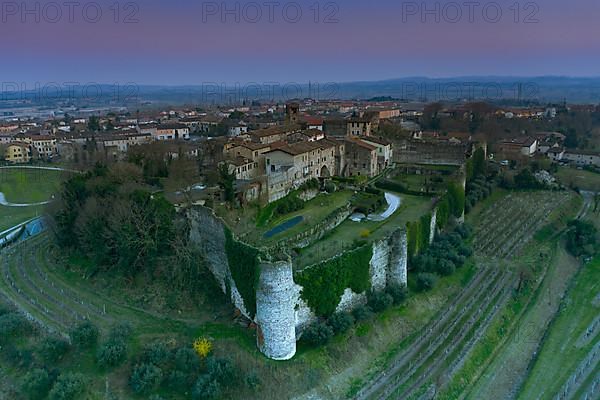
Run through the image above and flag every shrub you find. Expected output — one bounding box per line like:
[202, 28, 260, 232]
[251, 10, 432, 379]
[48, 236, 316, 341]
[130, 363, 163, 394]
[367, 291, 393, 313]
[96, 339, 128, 368]
[174, 347, 201, 373]
[352, 305, 373, 322]
[193, 337, 213, 359]
[2, 344, 33, 369]
[141, 342, 171, 367]
[192, 375, 221, 400]
[39, 337, 70, 363]
[416, 273, 437, 292]
[302, 321, 334, 345]
[48, 373, 85, 400]
[21, 368, 53, 400]
[166, 370, 189, 391]
[437, 259, 456, 276]
[458, 244, 473, 257]
[328, 312, 355, 334]
[386, 284, 408, 305]
[0, 313, 32, 343]
[109, 323, 132, 341]
[70, 321, 99, 348]
[324, 182, 336, 193]
[206, 357, 236, 384]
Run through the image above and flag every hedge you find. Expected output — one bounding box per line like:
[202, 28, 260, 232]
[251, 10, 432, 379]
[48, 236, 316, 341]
[295, 244, 373, 317]
[224, 229, 261, 318]
[375, 180, 427, 196]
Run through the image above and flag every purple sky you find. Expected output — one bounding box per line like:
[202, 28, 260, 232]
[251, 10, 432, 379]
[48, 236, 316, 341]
[2, 0, 600, 86]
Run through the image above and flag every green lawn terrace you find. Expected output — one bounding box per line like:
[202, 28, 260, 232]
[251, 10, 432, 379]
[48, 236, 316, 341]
[293, 193, 433, 269]
[214, 190, 356, 246]
[212, 185, 433, 269]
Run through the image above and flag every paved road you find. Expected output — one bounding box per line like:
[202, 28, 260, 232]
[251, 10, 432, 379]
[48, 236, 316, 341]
[367, 192, 402, 222]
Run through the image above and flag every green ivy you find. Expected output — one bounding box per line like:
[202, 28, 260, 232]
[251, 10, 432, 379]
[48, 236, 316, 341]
[224, 228, 260, 318]
[447, 183, 466, 218]
[295, 244, 373, 317]
[437, 196, 450, 229]
[407, 213, 432, 258]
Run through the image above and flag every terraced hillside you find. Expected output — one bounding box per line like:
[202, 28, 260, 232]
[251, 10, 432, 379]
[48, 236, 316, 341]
[0, 235, 187, 335]
[353, 190, 578, 400]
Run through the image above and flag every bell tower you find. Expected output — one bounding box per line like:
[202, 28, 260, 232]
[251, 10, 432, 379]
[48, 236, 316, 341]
[286, 102, 300, 125]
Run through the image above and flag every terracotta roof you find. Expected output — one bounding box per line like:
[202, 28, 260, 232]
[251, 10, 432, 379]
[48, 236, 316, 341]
[361, 136, 391, 146]
[346, 137, 377, 151]
[267, 139, 335, 156]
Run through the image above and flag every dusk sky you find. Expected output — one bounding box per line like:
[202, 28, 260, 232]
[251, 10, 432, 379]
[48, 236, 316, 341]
[2, 0, 600, 86]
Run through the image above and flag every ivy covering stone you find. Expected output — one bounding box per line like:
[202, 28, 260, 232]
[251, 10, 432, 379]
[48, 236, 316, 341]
[294, 244, 373, 317]
[224, 228, 261, 318]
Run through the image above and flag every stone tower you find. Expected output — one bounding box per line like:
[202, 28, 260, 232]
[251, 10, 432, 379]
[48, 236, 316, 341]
[255, 259, 297, 360]
[286, 102, 300, 125]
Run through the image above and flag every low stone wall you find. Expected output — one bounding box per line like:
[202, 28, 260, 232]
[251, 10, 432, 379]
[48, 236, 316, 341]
[271, 204, 353, 251]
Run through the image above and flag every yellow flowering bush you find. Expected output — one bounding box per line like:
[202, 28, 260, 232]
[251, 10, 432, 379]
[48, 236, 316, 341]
[193, 337, 212, 359]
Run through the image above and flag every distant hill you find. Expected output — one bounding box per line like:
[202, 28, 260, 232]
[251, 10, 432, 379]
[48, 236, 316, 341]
[1, 77, 599, 111]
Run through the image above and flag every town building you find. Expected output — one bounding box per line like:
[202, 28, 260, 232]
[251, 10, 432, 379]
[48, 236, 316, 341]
[264, 140, 337, 202]
[4, 142, 32, 164]
[344, 138, 378, 177]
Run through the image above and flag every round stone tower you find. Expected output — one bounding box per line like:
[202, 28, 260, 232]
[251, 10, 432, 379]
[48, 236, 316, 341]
[255, 259, 297, 360]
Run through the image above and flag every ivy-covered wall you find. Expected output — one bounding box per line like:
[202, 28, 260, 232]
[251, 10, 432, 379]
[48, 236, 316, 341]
[294, 244, 373, 317]
[407, 213, 432, 258]
[436, 182, 465, 229]
[224, 228, 261, 318]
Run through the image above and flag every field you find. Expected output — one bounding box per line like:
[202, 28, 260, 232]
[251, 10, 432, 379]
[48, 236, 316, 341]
[518, 256, 600, 400]
[0, 167, 67, 203]
[555, 166, 600, 192]
[0, 167, 70, 232]
[351, 189, 580, 400]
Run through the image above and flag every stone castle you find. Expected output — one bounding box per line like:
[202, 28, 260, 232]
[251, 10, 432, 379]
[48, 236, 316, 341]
[188, 205, 440, 360]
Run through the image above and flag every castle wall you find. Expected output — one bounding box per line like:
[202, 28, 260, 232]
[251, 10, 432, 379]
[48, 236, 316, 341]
[188, 206, 419, 360]
[256, 260, 297, 360]
[387, 229, 409, 287]
[430, 209, 438, 244]
[187, 207, 251, 318]
[335, 288, 368, 314]
[393, 139, 467, 166]
[370, 239, 390, 291]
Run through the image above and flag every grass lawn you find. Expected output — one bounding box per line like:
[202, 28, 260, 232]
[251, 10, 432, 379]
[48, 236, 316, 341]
[518, 256, 600, 400]
[0, 204, 45, 232]
[0, 168, 68, 203]
[295, 193, 433, 268]
[254, 190, 355, 245]
[555, 166, 600, 192]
